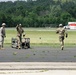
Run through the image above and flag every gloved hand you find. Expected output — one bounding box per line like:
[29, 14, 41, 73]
[56, 31, 59, 34]
[5, 35, 6, 37]
[66, 34, 68, 38]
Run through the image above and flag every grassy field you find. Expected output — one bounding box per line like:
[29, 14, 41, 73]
[5, 28, 76, 47]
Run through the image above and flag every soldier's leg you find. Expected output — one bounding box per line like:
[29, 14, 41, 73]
[59, 41, 63, 50]
[0, 42, 1, 47]
[59, 36, 64, 50]
[2, 37, 4, 49]
[20, 36, 22, 48]
[61, 36, 64, 50]
[17, 36, 21, 49]
[59, 36, 62, 46]
[62, 40, 64, 47]
[0, 36, 2, 49]
[0, 42, 2, 49]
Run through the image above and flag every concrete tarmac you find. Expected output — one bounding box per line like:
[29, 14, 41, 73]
[0, 46, 76, 62]
[0, 46, 76, 75]
[0, 70, 76, 75]
[0, 62, 76, 75]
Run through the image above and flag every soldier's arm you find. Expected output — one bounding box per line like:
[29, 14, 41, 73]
[65, 29, 68, 38]
[4, 29, 6, 37]
[16, 25, 18, 30]
[22, 28, 24, 33]
[1, 27, 3, 37]
[16, 25, 20, 33]
[56, 29, 59, 34]
[66, 33, 68, 38]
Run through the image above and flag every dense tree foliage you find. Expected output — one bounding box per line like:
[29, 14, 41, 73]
[0, 0, 76, 27]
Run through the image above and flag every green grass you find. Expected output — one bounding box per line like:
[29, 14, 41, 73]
[4, 28, 76, 47]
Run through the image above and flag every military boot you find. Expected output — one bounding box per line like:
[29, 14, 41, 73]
[61, 46, 64, 50]
[0, 45, 1, 50]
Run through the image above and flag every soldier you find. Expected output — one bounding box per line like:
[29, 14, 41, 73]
[56, 24, 68, 50]
[0, 23, 6, 49]
[16, 24, 24, 49]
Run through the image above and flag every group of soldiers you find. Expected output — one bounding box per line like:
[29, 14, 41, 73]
[0, 23, 68, 50]
[0, 23, 24, 50]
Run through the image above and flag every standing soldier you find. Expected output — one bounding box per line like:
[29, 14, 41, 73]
[0, 23, 6, 49]
[16, 24, 24, 49]
[56, 24, 68, 50]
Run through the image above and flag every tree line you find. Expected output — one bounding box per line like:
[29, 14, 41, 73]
[0, 0, 76, 27]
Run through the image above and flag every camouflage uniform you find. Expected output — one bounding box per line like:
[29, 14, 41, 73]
[0, 23, 6, 49]
[56, 24, 68, 50]
[16, 24, 24, 49]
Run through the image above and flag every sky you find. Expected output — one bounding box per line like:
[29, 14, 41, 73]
[0, 0, 16, 2]
[0, 0, 28, 2]
[0, 0, 36, 2]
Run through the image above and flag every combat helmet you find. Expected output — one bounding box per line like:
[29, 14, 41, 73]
[59, 24, 63, 27]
